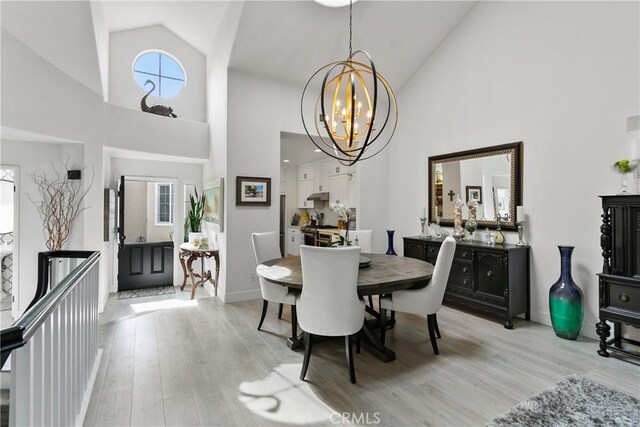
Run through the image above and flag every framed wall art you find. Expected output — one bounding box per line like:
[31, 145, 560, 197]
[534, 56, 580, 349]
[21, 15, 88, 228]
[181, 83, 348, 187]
[203, 178, 224, 231]
[465, 185, 483, 204]
[236, 176, 271, 207]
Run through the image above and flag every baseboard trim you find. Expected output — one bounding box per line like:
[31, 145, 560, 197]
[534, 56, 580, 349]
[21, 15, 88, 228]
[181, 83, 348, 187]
[76, 348, 103, 427]
[222, 289, 262, 304]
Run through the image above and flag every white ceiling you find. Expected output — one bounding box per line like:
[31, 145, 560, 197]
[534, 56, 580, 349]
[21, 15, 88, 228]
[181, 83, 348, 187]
[1, 1, 103, 95]
[281, 132, 328, 166]
[230, 1, 476, 91]
[100, 1, 231, 54]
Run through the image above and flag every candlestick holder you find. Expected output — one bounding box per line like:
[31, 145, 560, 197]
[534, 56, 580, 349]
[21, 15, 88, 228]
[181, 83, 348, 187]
[420, 217, 427, 237]
[516, 221, 526, 246]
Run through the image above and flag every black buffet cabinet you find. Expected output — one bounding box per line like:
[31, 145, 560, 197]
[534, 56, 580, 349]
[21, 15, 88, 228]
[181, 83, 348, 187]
[404, 237, 530, 329]
[596, 195, 640, 359]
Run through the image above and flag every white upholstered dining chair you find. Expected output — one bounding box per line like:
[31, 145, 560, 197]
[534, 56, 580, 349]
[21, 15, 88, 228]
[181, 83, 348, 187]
[298, 245, 364, 384]
[251, 232, 299, 338]
[379, 236, 456, 355]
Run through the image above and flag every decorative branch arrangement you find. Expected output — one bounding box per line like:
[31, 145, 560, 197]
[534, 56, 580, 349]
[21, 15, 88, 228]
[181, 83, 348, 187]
[27, 156, 95, 250]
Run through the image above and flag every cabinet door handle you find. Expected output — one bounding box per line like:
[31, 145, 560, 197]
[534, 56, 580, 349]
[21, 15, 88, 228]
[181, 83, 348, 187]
[619, 293, 630, 303]
[487, 270, 493, 277]
[462, 252, 468, 258]
[463, 279, 468, 286]
[319, 185, 322, 191]
[462, 267, 468, 273]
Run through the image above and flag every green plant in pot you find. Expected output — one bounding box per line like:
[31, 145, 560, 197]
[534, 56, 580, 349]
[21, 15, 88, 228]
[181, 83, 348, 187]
[187, 189, 205, 241]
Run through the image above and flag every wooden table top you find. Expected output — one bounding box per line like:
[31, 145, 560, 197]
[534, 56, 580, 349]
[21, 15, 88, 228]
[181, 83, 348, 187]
[257, 254, 434, 296]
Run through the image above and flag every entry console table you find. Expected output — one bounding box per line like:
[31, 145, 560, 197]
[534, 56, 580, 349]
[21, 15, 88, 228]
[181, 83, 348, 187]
[596, 195, 640, 360]
[403, 237, 530, 329]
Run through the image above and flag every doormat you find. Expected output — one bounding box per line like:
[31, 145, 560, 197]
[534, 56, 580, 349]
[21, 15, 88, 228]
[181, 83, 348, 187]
[118, 286, 176, 300]
[488, 374, 640, 426]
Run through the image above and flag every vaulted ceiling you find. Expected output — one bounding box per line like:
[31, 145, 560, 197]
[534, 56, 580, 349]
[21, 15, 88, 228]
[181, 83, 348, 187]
[230, 1, 476, 91]
[1, 1, 477, 101]
[99, 0, 477, 92]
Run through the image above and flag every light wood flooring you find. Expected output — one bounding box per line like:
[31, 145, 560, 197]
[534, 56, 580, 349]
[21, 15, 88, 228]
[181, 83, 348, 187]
[85, 289, 640, 426]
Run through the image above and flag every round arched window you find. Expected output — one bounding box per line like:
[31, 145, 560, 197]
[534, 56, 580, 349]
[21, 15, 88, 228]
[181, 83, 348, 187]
[133, 51, 186, 98]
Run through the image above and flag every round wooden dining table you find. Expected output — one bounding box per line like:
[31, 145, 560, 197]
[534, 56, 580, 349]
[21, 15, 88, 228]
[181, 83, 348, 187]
[256, 253, 434, 362]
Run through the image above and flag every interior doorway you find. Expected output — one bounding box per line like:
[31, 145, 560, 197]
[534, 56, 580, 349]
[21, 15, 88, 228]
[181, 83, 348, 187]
[117, 176, 176, 291]
[0, 166, 18, 323]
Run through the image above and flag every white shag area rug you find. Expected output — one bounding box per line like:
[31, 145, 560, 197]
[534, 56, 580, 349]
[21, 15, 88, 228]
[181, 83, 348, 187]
[489, 374, 640, 427]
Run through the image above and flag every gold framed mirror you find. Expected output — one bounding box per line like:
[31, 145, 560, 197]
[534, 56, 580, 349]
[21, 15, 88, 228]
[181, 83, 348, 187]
[428, 142, 523, 231]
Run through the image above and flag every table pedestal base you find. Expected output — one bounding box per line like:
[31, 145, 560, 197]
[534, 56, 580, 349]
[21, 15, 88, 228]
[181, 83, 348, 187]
[286, 314, 397, 362]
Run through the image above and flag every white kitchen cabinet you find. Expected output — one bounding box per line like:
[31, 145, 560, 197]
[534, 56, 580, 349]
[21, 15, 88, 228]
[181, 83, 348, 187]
[328, 159, 355, 176]
[330, 172, 358, 208]
[329, 174, 348, 205]
[298, 164, 314, 182]
[297, 180, 314, 208]
[287, 227, 302, 256]
[313, 162, 330, 193]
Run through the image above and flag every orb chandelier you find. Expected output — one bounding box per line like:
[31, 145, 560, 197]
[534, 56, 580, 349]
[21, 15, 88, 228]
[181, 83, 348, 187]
[301, 0, 397, 166]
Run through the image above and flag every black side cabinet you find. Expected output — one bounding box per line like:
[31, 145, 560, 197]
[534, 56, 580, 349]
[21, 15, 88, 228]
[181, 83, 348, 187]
[404, 237, 530, 329]
[596, 195, 640, 359]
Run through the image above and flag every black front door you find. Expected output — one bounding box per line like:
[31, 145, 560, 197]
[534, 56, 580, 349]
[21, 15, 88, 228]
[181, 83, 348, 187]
[118, 242, 174, 291]
[117, 176, 175, 291]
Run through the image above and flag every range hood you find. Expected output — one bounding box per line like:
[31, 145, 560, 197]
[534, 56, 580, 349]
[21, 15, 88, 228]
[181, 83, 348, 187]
[307, 192, 329, 202]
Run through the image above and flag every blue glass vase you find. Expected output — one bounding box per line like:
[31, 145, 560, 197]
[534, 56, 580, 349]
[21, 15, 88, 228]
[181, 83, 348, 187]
[385, 230, 397, 255]
[549, 246, 583, 340]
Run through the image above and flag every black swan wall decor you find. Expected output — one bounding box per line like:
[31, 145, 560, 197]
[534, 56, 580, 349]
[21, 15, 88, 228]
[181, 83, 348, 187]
[140, 80, 177, 118]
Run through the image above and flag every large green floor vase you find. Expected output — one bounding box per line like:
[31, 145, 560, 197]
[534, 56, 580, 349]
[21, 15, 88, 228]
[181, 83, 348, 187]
[549, 246, 583, 340]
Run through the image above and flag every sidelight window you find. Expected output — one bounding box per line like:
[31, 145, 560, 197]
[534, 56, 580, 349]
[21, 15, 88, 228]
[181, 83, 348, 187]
[155, 183, 173, 225]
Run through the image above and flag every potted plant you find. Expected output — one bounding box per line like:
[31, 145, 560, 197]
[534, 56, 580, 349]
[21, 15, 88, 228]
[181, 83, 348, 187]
[187, 189, 206, 243]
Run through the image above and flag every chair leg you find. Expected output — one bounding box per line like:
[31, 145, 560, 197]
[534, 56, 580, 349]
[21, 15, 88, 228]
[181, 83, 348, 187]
[367, 295, 374, 308]
[278, 303, 284, 319]
[300, 332, 313, 381]
[345, 335, 356, 384]
[434, 313, 441, 339]
[258, 300, 268, 331]
[390, 310, 396, 329]
[291, 305, 298, 338]
[427, 314, 439, 355]
[380, 308, 387, 346]
[356, 330, 361, 354]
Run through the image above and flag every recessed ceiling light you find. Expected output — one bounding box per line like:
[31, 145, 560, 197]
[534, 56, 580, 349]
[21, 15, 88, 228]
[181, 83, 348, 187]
[314, 0, 358, 8]
[314, 149, 321, 153]
[283, 159, 290, 163]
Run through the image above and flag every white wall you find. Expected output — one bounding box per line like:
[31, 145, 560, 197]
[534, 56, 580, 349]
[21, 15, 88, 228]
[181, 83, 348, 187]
[203, 1, 244, 301]
[223, 70, 310, 302]
[386, 1, 640, 338]
[109, 25, 207, 123]
[0, 140, 65, 314]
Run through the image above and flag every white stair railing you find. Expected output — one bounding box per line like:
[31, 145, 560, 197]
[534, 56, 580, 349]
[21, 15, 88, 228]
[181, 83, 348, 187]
[1, 251, 100, 427]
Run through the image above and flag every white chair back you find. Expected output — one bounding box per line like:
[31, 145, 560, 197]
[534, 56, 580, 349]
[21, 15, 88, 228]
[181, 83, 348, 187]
[339, 229, 373, 253]
[298, 245, 364, 336]
[251, 232, 287, 302]
[423, 236, 456, 314]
